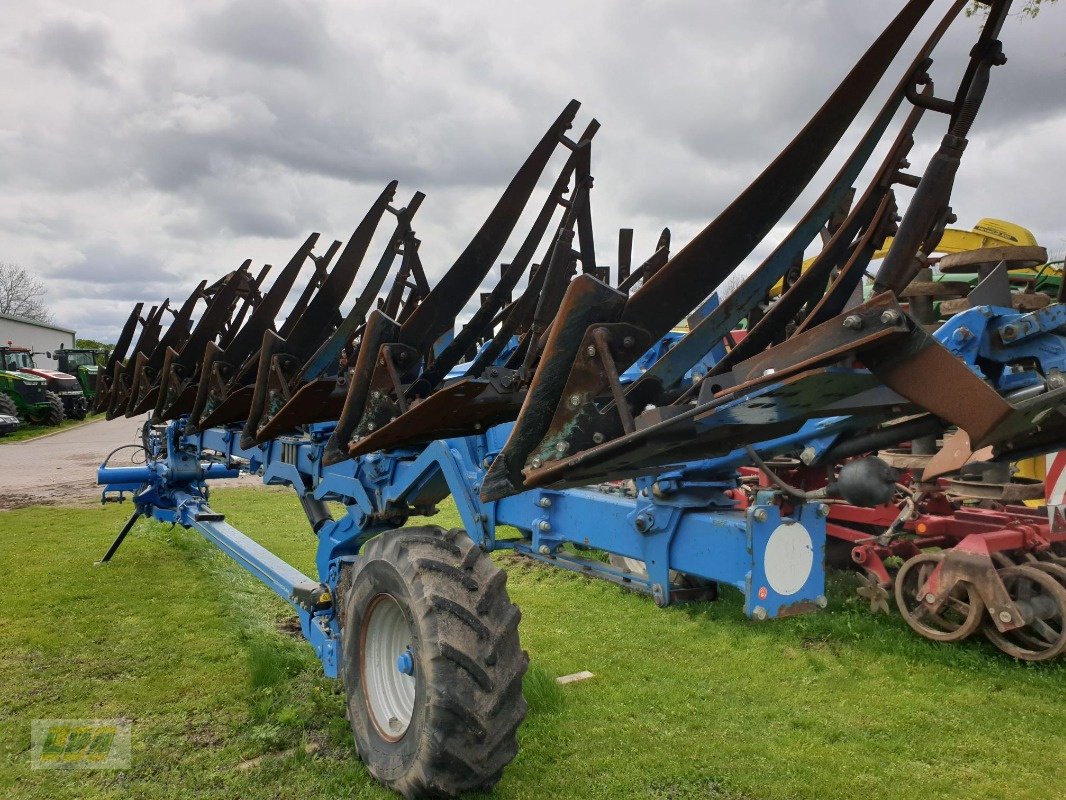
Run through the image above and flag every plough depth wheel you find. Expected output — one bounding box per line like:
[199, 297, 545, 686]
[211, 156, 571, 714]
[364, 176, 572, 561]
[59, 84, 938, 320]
[342, 526, 527, 798]
[894, 553, 984, 642]
[981, 565, 1066, 662]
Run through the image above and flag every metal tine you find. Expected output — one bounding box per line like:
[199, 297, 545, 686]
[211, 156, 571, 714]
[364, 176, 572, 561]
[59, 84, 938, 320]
[155, 263, 255, 422]
[125, 281, 208, 417]
[218, 263, 271, 351]
[706, 133, 912, 377]
[481, 0, 936, 501]
[279, 239, 343, 339]
[391, 100, 581, 355]
[249, 192, 426, 441]
[275, 181, 398, 361]
[323, 102, 585, 459]
[616, 229, 633, 290]
[92, 301, 142, 412]
[514, 137, 596, 377]
[624, 40, 947, 413]
[619, 0, 935, 339]
[615, 230, 670, 295]
[724, 0, 1005, 370]
[413, 119, 600, 397]
[193, 238, 342, 431]
[106, 301, 167, 419]
[481, 151, 617, 374]
[791, 192, 897, 332]
[471, 169, 616, 380]
[237, 182, 399, 449]
[338, 125, 599, 460]
[874, 0, 1012, 296]
[296, 192, 425, 386]
[381, 237, 430, 323]
[186, 233, 322, 432]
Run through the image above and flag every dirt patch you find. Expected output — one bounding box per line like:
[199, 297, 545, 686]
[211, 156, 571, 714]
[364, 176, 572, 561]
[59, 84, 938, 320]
[0, 415, 265, 510]
[275, 615, 304, 638]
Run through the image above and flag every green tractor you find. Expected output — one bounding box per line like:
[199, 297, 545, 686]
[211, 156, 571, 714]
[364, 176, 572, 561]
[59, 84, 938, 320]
[52, 346, 109, 406]
[0, 348, 64, 426]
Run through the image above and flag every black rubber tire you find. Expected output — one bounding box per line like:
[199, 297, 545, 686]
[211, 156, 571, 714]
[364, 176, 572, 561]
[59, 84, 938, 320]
[26, 391, 65, 426]
[342, 526, 527, 798]
[0, 393, 18, 420]
[66, 397, 88, 420]
[41, 391, 65, 426]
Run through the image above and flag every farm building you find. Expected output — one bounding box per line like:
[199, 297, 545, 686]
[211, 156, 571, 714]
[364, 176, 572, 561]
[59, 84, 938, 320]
[0, 312, 75, 371]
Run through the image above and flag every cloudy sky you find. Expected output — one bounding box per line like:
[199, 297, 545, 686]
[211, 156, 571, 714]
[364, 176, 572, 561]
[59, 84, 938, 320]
[1, 0, 1064, 342]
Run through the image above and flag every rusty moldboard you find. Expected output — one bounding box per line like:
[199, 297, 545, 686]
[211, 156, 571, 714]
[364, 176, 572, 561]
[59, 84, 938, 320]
[186, 233, 325, 432]
[479, 0, 939, 491]
[236, 184, 400, 443]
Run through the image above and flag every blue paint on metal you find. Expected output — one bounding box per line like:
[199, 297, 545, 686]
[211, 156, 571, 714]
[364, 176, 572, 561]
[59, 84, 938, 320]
[97, 303, 1066, 677]
[97, 414, 829, 675]
[397, 649, 414, 676]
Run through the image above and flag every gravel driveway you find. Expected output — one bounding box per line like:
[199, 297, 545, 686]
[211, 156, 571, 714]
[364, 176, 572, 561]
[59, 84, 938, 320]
[0, 416, 260, 509]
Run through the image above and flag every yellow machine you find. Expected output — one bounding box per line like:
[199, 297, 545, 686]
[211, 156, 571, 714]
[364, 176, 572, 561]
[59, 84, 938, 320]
[874, 217, 1039, 258]
[770, 218, 1059, 298]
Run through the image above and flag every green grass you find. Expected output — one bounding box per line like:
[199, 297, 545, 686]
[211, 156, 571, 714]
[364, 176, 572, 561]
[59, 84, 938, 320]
[0, 412, 104, 443]
[1, 489, 1063, 799]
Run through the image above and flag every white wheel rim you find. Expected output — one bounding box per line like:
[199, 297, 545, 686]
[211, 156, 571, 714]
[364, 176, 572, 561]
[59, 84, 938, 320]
[361, 594, 416, 740]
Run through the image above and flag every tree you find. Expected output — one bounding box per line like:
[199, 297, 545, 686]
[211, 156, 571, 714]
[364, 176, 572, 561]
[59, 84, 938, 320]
[968, 0, 1058, 17]
[0, 263, 53, 323]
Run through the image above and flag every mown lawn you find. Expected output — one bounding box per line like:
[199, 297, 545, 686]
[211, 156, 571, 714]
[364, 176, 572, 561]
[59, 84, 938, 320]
[1, 489, 1063, 799]
[0, 412, 105, 444]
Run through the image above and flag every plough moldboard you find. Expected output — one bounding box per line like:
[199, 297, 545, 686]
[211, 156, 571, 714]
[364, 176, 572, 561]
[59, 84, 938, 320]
[94, 1, 1066, 796]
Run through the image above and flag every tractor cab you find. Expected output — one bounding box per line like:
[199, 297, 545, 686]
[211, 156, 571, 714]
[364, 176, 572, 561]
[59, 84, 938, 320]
[0, 346, 55, 425]
[1, 347, 33, 371]
[53, 346, 108, 400]
[0, 344, 87, 421]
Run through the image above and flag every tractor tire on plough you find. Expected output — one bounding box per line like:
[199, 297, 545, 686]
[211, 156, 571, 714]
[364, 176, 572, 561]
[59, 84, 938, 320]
[342, 527, 526, 797]
[91, 1, 1066, 795]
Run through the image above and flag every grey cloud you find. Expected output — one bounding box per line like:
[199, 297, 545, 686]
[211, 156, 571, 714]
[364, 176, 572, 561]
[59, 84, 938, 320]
[41, 242, 180, 288]
[25, 17, 113, 84]
[192, 0, 328, 68]
[1, 0, 1064, 343]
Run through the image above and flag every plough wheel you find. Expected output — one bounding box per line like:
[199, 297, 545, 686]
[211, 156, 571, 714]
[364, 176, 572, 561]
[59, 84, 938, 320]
[982, 565, 1066, 662]
[1033, 548, 1066, 568]
[1025, 560, 1066, 590]
[894, 553, 984, 642]
[342, 526, 527, 798]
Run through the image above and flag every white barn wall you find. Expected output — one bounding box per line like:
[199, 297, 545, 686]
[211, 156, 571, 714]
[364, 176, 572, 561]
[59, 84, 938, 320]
[0, 313, 76, 371]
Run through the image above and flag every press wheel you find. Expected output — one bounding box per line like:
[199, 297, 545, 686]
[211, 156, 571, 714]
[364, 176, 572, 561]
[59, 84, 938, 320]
[894, 552, 984, 642]
[981, 565, 1066, 661]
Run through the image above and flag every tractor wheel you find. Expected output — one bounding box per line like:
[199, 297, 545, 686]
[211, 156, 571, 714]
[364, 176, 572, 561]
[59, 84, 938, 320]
[0, 393, 17, 419]
[39, 391, 65, 426]
[341, 526, 527, 798]
[66, 398, 88, 420]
